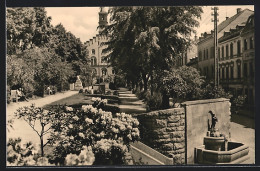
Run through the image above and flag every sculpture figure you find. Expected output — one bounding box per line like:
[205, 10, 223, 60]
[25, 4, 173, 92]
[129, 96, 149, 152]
[209, 110, 218, 130]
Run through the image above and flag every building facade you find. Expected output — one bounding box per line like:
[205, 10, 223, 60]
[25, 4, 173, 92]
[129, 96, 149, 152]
[85, 8, 114, 84]
[197, 8, 254, 83]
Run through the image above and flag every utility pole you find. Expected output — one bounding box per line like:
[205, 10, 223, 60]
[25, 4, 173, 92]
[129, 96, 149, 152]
[211, 7, 219, 87]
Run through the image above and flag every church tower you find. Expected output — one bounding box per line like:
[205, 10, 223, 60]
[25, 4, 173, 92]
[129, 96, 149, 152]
[98, 7, 108, 34]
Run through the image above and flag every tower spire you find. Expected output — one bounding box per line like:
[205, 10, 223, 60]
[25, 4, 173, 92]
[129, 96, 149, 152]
[98, 7, 108, 34]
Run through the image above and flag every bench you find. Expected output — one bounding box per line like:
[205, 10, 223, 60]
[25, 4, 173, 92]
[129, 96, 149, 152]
[10, 90, 20, 102]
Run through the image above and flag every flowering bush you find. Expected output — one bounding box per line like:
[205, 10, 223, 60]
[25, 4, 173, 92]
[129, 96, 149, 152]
[64, 146, 95, 166]
[91, 97, 108, 110]
[7, 137, 54, 166]
[48, 105, 140, 165]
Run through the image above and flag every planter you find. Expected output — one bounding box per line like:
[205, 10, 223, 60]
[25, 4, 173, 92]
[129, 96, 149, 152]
[195, 142, 249, 164]
[204, 136, 225, 151]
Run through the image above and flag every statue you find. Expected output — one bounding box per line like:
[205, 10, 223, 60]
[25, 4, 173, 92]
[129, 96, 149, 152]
[77, 75, 81, 81]
[209, 110, 218, 130]
[100, 7, 104, 12]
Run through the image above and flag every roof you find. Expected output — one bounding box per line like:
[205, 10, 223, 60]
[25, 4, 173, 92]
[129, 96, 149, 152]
[217, 9, 254, 38]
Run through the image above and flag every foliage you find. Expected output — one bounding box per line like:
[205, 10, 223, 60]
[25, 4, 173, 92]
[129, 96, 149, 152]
[15, 104, 57, 157]
[231, 95, 247, 114]
[64, 146, 95, 166]
[144, 91, 163, 112]
[202, 84, 233, 100]
[103, 6, 203, 92]
[161, 66, 204, 106]
[48, 105, 140, 165]
[6, 7, 91, 98]
[7, 137, 94, 166]
[7, 137, 54, 166]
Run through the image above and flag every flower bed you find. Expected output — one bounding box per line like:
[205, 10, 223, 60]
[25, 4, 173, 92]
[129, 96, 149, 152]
[9, 104, 140, 166]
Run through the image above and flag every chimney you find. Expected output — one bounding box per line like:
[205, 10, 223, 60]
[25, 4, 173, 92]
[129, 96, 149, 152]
[237, 8, 242, 14]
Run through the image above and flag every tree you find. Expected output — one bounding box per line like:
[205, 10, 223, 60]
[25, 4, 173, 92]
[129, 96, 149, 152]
[15, 104, 57, 157]
[103, 7, 203, 93]
[161, 66, 204, 107]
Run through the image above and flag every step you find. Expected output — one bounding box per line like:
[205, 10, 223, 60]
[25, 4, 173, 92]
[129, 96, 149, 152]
[119, 105, 146, 114]
[119, 101, 145, 106]
[119, 97, 139, 102]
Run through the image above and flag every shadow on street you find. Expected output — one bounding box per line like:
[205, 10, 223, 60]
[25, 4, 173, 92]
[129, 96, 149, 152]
[231, 114, 255, 129]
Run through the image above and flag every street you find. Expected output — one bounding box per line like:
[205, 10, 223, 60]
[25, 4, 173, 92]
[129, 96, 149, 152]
[230, 114, 255, 164]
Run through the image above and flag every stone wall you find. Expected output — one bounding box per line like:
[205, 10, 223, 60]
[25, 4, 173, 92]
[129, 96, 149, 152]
[135, 108, 186, 164]
[181, 98, 231, 164]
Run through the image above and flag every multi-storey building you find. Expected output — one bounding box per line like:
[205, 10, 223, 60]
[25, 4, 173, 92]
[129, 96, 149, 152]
[85, 8, 114, 84]
[218, 13, 254, 112]
[197, 8, 254, 83]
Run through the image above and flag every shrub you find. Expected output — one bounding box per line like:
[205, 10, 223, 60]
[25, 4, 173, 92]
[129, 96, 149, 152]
[7, 137, 54, 166]
[144, 92, 163, 111]
[48, 105, 140, 165]
[79, 89, 84, 93]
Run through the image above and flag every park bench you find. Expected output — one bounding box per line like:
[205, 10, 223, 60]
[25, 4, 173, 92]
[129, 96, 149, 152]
[10, 90, 20, 102]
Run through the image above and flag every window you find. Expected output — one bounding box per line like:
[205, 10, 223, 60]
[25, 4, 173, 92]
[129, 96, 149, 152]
[250, 37, 254, 49]
[211, 47, 214, 58]
[237, 64, 241, 78]
[244, 63, 248, 77]
[203, 49, 206, 60]
[230, 66, 234, 79]
[102, 68, 107, 76]
[249, 62, 254, 78]
[199, 51, 202, 61]
[226, 45, 229, 59]
[222, 68, 225, 79]
[226, 66, 229, 79]
[237, 40, 241, 56]
[92, 49, 95, 55]
[206, 49, 208, 59]
[91, 57, 97, 66]
[244, 39, 248, 51]
[222, 46, 224, 60]
[230, 43, 233, 58]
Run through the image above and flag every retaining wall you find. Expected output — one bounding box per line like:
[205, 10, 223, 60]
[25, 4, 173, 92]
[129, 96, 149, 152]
[135, 98, 231, 165]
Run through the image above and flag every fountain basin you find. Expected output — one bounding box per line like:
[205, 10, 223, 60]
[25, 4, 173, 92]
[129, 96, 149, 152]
[195, 142, 249, 164]
[204, 136, 225, 151]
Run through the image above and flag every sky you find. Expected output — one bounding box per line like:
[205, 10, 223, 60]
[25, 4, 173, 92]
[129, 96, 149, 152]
[45, 5, 254, 43]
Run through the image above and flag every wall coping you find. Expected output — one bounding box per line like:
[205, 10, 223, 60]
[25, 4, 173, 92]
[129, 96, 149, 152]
[181, 98, 229, 106]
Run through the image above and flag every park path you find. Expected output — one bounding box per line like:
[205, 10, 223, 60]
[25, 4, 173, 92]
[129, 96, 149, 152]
[7, 90, 78, 146]
[118, 88, 146, 114]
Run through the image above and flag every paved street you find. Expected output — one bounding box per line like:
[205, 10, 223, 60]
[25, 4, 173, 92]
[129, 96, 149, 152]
[230, 114, 255, 164]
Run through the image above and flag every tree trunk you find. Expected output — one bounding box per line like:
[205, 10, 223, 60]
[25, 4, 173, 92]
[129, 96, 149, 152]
[40, 136, 44, 157]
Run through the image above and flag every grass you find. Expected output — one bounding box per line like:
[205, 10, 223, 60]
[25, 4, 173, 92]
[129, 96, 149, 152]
[43, 93, 92, 109]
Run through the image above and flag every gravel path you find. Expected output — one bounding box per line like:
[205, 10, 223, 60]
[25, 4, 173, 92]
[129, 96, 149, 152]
[7, 90, 78, 146]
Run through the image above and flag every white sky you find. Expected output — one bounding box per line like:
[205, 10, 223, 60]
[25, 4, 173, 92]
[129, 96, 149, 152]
[45, 5, 254, 43]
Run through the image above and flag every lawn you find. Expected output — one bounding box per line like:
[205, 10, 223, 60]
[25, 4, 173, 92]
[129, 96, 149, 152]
[43, 93, 92, 110]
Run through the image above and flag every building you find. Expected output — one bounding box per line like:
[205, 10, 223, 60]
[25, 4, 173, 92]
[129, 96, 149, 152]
[176, 36, 198, 67]
[85, 8, 114, 84]
[197, 8, 254, 83]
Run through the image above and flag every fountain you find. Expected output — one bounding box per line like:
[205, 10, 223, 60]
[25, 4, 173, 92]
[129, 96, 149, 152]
[195, 111, 249, 164]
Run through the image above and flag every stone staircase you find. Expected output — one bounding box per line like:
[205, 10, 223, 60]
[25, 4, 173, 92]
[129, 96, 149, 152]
[118, 88, 146, 114]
